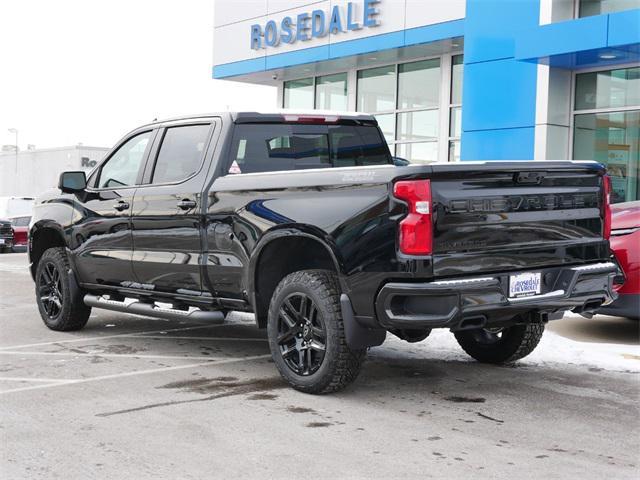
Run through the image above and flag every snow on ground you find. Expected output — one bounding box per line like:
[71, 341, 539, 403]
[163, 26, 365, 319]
[233, 310, 640, 373]
[375, 322, 640, 374]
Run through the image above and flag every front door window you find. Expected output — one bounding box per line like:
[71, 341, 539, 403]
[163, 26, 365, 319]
[97, 131, 153, 189]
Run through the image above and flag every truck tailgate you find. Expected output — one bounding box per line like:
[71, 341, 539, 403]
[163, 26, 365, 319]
[428, 162, 609, 277]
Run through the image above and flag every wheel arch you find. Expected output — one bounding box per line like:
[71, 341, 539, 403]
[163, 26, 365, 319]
[248, 227, 344, 328]
[29, 222, 67, 279]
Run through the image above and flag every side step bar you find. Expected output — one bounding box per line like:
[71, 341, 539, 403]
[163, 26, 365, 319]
[84, 294, 225, 323]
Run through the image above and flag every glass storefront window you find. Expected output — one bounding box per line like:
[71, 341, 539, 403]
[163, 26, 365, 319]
[353, 54, 463, 163]
[450, 106, 462, 139]
[315, 73, 348, 111]
[397, 110, 439, 142]
[451, 55, 464, 105]
[575, 67, 640, 110]
[573, 111, 639, 203]
[579, 0, 640, 17]
[449, 141, 461, 162]
[396, 142, 438, 163]
[397, 59, 440, 109]
[357, 65, 396, 113]
[573, 66, 640, 203]
[284, 78, 314, 109]
[375, 113, 395, 144]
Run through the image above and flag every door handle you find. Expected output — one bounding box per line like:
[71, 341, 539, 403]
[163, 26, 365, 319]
[177, 199, 197, 210]
[113, 201, 129, 211]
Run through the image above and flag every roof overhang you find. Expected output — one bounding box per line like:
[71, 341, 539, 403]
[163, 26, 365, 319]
[515, 9, 640, 70]
[213, 19, 464, 85]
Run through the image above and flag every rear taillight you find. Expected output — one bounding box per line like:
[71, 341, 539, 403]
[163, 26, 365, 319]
[393, 179, 433, 255]
[603, 174, 612, 240]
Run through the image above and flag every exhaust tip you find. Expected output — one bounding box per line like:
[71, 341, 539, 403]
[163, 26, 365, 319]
[457, 316, 487, 331]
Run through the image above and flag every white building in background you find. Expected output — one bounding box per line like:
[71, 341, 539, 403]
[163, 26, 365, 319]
[0, 145, 108, 198]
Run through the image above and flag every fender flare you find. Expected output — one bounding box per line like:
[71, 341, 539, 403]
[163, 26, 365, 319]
[28, 221, 69, 279]
[246, 226, 345, 306]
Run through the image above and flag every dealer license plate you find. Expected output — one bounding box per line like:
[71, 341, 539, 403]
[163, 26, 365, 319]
[509, 272, 541, 298]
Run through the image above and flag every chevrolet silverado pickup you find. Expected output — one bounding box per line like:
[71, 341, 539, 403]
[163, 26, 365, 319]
[29, 111, 617, 393]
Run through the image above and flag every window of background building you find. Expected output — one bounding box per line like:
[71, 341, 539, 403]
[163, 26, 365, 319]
[449, 55, 464, 162]
[357, 60, 441, 163]
[315, 73, 348, 110]
[573, 66, 639, 203]
[578, 0, 640, 17]
[284, 78, 315, 109]
[284, 75, 348, 110]
[356, 55, 462, 163]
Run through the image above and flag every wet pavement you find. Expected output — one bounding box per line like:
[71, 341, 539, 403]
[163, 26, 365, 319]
[1, 253, 638, 479]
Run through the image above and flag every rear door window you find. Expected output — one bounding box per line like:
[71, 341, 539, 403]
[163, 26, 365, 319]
[228, 124, 391, 174]
[151, 124, 211, 184]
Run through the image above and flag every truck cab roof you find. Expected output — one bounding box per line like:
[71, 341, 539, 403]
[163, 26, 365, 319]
[142, 110, 377, 128]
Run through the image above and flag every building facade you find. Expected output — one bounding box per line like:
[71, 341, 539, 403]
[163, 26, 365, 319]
[213, 0, 640, 203]
[0, 145, 108, 198]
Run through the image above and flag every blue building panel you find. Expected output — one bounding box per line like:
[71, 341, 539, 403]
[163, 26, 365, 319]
[515, 15, 609, 61]
[462, 58, 538, 132]
[460, 0, 540, 160]
[463, 0, 541, 64]
[213, 57, 266, 79]
[461, 127, 536, 161]
[608, 9, 640, 47]
[515, 8, 640, 69]
[539, 47, 640, 69]
[329, 31, 405, 59]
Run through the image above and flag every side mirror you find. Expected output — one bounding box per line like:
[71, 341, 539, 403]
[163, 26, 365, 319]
[58, 171, 87, 193]
[393, 156, 410, 166]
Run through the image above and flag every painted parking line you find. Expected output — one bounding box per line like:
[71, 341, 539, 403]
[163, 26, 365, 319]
[0, 351, 262, 362]
[0, 377, 73, 383]
[0, 353, 271, 395]
[0, 323, 228, 351]
[129, 335, 267, 342]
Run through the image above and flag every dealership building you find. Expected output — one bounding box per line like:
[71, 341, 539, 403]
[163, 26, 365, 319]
[213, 0, 639, 203]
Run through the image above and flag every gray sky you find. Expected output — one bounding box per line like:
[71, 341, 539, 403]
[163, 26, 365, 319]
[0, 0, 275, 150]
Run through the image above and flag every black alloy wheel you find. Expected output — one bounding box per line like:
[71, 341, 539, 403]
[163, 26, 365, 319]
[38, 261, 64, 320]
[35, 247, 91, 331]
[267, 270, 366, 394]
[276, 292, 327, 376]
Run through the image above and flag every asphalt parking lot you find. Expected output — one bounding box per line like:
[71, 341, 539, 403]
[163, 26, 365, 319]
[1, 252, 638, 479]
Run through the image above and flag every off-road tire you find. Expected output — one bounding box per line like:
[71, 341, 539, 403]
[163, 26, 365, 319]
[35, 247, 91, 331]
[267, 270, 366, 394]
[454, 323, 545, 364]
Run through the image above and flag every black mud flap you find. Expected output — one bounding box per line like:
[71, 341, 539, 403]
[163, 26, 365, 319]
[340, 294, 386, 350]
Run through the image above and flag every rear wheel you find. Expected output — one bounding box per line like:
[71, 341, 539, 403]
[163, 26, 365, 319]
[267, 270, 366, 394]
[454, 323, 544, 364]
[35, 247, 91, 331]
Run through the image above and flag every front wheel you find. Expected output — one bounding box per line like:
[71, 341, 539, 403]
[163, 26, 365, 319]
[35, 247, 91, 331]
[267, 270, 366, 394]
[454, 323, 545, 364]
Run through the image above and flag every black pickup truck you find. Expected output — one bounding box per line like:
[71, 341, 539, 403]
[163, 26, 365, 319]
[29, 112, 617, 393]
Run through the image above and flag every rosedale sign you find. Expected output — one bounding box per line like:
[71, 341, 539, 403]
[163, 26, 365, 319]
[250, 0, 381, 50]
